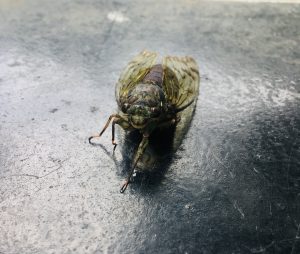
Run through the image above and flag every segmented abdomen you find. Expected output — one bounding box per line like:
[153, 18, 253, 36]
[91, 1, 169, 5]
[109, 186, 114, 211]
[142, 64, 164, 87]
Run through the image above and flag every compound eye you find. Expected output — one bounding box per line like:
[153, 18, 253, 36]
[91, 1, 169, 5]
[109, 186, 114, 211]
[122, 103, 130, 113]
[151, 107, 160, 116]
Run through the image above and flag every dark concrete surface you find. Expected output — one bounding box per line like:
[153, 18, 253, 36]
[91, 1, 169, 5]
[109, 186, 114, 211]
[1, 0, 300, 253]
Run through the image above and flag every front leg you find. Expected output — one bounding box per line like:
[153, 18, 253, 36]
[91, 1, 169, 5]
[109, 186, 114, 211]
[89, 114, 131, 151]
[120, 134, 149, 193]
[112, 116, 133, 152]
[89, 114, 120, 144]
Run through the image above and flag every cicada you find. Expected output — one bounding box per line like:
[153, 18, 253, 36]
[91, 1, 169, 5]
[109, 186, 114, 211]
[89, 50, 200, 193]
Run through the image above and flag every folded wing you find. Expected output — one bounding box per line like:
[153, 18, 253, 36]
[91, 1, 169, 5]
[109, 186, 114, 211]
[162, 56, 200, 112]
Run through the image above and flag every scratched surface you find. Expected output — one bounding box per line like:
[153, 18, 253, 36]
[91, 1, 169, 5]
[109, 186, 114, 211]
[0, 0, 300, 253]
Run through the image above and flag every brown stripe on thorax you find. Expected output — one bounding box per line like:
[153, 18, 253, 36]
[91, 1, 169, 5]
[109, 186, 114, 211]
[142, 64, 164, 87]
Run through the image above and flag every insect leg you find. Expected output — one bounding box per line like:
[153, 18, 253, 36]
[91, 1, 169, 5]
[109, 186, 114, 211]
[120, 134, 149, 193]
[111, 117, 133, 152]
[157, 117, 178, 128]
[112, 119, 118, 152]
[88, 114, 119, 144]
[175, 114, 181, 124]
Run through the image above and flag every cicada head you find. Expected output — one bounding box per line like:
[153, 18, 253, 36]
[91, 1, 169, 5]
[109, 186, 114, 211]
[124, 103, 161, 129]
[120, 83, 165, 129]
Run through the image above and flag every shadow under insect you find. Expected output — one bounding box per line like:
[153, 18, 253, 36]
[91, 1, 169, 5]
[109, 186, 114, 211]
[117, 101, 196, 190]
[119, 126, 175, 188]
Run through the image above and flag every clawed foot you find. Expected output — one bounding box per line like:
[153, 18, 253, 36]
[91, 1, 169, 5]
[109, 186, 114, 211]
[88, 135, 100, 144]
[120, 180, 130, 193]
[112, 140, 117, 152]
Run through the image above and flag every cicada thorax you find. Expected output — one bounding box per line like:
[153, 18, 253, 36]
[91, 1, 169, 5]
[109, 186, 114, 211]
[143, 64, 164, 87]
[143, 64, 179, 116]
[120, 64, 172, 129]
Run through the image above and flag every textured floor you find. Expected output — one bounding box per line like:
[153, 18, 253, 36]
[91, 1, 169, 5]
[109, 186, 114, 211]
[0, 0, 300, 253]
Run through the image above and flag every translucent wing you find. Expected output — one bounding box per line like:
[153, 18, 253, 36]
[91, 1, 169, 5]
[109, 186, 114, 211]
[116, 50, 158, 107]
[162, 56, 200, 111]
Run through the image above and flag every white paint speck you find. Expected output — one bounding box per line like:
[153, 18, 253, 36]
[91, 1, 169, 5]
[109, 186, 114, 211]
[185, 203, 192, 209]
[107, 12, 129, 23]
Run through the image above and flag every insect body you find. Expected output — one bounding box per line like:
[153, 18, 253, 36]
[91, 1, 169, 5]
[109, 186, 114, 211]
[89, 50, 200, 193]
